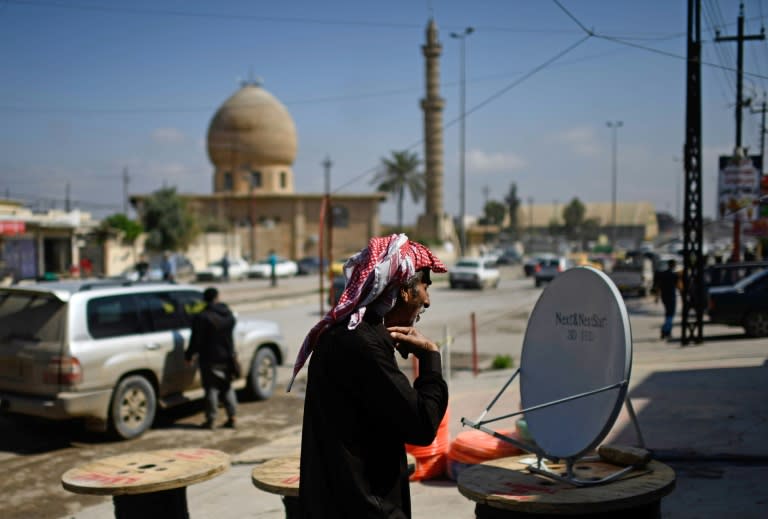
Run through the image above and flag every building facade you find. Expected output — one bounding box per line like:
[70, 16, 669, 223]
[132, 80, 385, 261]
[0, 199, 99, 282]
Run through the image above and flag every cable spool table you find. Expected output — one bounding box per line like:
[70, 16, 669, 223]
[61, 448, 230, 519]
[457, 454, 676, 518]
[251, 454, 417, 518]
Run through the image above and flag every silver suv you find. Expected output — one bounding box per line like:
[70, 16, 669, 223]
[0, 280, 287, 439]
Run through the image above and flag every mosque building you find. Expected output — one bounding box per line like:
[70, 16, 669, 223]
[132, 80, 385, 261]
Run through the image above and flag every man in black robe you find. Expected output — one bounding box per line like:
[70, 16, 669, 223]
[290, 234, 449, 518]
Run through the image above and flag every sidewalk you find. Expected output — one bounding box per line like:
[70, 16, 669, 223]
[64, 296, 768, 518]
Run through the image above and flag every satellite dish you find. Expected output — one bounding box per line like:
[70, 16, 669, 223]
[461, 266, 638, 486]
[520, 266, 632, 459]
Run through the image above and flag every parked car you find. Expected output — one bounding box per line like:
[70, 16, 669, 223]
[122, 254, 195, 282]
[534, 256, 571, 287]
[523, 253, 555, 277]
[0, 280, 287, 439]
[704, 260, 768, 288]
[449, 257, 501, 289]
[495, 248, 522, 265]
[195, 257, 249, 281]
[296, 256, 329, 276]
[609, 251, 656, 297]
[707, 269, 768, 337]
[248, 257, 298, 279]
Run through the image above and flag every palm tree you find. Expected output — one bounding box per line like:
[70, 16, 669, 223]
[371, 150, 426, 231]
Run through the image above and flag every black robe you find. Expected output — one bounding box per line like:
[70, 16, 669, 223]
[299, 311, 448, 518]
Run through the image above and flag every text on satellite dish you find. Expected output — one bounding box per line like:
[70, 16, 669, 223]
[555, 312, 608, 328]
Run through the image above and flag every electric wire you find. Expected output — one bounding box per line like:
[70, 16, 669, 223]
[331, 34, 592, 194]
[4, 0, 767, 209]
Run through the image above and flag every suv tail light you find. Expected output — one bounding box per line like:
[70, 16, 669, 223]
[44, 356, 83, 385]
[557, 265, 563, 272]
[534, 264, 541, 273]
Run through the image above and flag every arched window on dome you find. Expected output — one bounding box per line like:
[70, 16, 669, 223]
[251, 171, 262, 188]
[223, 172, 233, 191]
[280, 171, 287, 189]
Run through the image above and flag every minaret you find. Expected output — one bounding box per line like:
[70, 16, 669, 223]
[417, 18, 446, 242]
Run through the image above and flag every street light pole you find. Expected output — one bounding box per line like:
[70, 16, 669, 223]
[606, 121, 623, 251]
[451, 27, 473, 256]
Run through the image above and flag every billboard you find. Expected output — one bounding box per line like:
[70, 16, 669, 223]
[745, 173, 768, 237]
[717, 154, 762, 221]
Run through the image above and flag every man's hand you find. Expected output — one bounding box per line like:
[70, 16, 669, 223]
[387, 326, 438, 359]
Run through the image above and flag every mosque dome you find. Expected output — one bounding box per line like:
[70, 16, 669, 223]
[207, 82, 297, 167]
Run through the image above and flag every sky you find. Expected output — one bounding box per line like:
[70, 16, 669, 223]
[1, 0, 767, 227]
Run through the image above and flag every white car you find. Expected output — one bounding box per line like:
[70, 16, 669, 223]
[121, 254, 195, 282]
[449, 257, 501, 289]
[195, 257, 249, 281]
[248, 257, 298, 279]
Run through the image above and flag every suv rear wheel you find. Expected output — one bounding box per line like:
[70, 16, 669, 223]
[109, 375, 157, 440]
[245, 348, 277, 401]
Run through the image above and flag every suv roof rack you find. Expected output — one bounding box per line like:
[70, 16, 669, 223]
[76, 279, 176, 291]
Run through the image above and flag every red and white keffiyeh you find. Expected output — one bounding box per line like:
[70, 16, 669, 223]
[287, 233, 447, 391]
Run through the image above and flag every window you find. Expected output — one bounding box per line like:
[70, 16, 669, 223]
[280, 171, 287, 189]
[170, 290, 206, 327]
[224, 172, 233, 190]
[0, 293, 65, 342]
[251, 171, 262, 188]
[87, 295, 142, 339]
[138, 292, 186, 332]
[331, 205, 349, 228]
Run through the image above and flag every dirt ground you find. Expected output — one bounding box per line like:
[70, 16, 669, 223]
[0, 390, 304, 519]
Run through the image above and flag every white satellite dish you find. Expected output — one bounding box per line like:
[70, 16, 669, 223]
[461, 267, 642, 486]
[520, 266, 631, 459]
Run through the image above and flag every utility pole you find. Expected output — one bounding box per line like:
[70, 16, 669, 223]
[682, 0, 704, 345]
[606, 121, 623, 251]
[714, 3, 764, 149]
[451, 27, 474, 256]
[122, 167, 130, 215]
[715, 2, 764, 262]
[319, 156, 333, 314]
[750, 93, 767, 171]
[65, 182, 71, 212]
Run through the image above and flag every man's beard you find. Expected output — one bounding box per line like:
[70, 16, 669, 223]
[413, 305, 425, 324]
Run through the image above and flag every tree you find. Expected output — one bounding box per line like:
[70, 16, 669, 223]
[371, 150, 425, 231]
[504, 183, 521, 238]
[562, 198, 586, 240]
[480, 200, 506, 225]
[98, 213, 143, 243]
[140, 187, 199, 252]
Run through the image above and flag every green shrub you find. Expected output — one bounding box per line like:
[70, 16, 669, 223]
[491, 354, 514, 370]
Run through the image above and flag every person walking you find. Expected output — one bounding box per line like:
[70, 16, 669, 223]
[221, 252, 230, 282]
[134, 254, 149, 281]
[161, 251, 176, 282]
[185, 287, 239, 429]
[268, 249, 278, 287]
[653, 259, 682, 340]
[289, 233, 449, 518]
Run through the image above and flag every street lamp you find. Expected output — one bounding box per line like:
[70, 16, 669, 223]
[451, 26, 474, 256]
[606, 120, 623, 251]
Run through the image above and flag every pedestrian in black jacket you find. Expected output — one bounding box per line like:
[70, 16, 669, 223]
[185, 287, 238, 429]
[289, 234, 449, 518]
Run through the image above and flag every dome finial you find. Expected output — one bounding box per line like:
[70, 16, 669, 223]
[240, 68, 263, 88]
